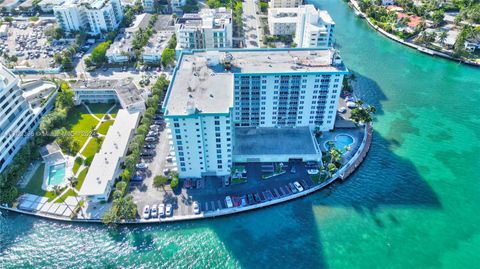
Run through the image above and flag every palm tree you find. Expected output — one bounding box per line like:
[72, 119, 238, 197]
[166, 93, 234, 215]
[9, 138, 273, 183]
[67, 176, 78, 188]
[439, 31, 448, 47]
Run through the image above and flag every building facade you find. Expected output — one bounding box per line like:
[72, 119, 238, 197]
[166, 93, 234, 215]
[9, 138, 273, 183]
[0, 65, 56, 172]
[268, 8, 298, 36]
[175, 8, 232, 52]
[53, 0, 124, 35]
[269, 0, 302, 8]
[163, 49, 348, 178]
[267, 5, 335, 49]
[294, 5, 335, 48]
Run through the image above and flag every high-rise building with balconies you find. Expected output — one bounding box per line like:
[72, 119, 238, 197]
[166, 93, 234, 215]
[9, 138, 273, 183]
[162, 49, 348, 178]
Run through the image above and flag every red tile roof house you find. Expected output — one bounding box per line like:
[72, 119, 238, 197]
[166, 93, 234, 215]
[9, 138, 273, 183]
[396, 12, 424, 33]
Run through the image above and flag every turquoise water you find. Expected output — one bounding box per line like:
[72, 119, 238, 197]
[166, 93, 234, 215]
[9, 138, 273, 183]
[47, 163, 66, 186]
[325, 134, 354, 152]
[1, 0, 480, 268]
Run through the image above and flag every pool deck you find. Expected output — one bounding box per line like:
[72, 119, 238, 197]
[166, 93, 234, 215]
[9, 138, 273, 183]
[1, 124, 373, 225]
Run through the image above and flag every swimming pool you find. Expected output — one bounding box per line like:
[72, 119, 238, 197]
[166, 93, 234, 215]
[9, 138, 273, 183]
[47, 163, 66, 186]
[324, 134, 354, 153]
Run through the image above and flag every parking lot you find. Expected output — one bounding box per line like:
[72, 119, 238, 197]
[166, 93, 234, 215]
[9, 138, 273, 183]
[1, 21, 70, 69]
[130, 157, 318, 221]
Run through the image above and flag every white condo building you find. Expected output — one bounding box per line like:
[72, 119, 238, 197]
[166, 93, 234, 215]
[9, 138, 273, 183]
[269, 0, 302, 8]
[163, 49, 348, 178]
[268, 5, 335, 49]
[175, 8, 232, 52]
[0, 65, 57, 172]
[53, 0, 124, 35]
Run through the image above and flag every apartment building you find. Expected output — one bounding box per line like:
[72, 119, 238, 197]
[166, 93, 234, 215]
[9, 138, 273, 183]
[170, 0, 186, 10]
[0, 65, 57, 172]
[106, 13, 151, 64]
[269, 0, 302, 8]
[267, 5, 335, 48]
[294, 5, 335, 48]
[163, 49, 348, 178]
[175, 8, 232, 52]
[142, 0, 155, 12]
[53, 0, 124, 35]
[268, 8, 298, 36]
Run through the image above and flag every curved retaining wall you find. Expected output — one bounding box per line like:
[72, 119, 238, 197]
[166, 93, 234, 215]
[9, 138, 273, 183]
[1, 124, 373, 225]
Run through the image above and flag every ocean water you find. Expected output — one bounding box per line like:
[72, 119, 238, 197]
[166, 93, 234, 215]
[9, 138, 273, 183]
[1, 0, 480, 268]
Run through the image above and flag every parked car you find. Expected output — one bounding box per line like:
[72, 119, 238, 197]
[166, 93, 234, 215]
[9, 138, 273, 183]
[143, 144, 156, 149]
[136, 163, 148, 169]
[163, 168, 171, 175]
[141, 150, 155, 156]
[150, 204, 158, 218]
[166, 156, 173, 162]
[224, 177, 230, 186]
[247, 194, 255, 205]
[142, 205, 150, 219]
[289, 183, 298, 193]
[307, 169, 319, 175]
[253, 193, 261, 203]
[131, 174, 144, 181]
[147, 131, 158, 137]
[193, 201, 200, 214]
[294, 181, 304, 192]
[145, 137, 158, 142]
[338, 107, 347, 113]
[225, 196, 233, 208]
[158, 204, 165, 218]
[165, 204, 172, 216]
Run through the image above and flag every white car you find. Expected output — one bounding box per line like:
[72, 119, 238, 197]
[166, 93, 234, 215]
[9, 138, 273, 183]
[135, 163, 148, 169]
[338, 107, 347, 113]
[150, 204, 158, 218]
[307, 169, 319, 175]
[193, 201, 200, 214]
[158, 204, 165, 218]
[142, 205, 150, 219]
[165, 204, 172, 216]
[225, 196, 233, 208]
[166, 156, 173, 162]
[293, 181, 304, 192]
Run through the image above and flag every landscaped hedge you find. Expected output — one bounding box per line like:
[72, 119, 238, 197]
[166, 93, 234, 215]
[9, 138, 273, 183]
[102, 75, 170, 225]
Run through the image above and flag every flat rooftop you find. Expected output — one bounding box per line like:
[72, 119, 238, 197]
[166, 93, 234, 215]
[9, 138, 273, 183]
[78, 109, 140, 197]
[164, 49, 346, 116]
[70, 78, 144, 106]
[233, 127, 319, 156]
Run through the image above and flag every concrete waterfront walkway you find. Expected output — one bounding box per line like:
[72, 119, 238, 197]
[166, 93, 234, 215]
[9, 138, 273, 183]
[1, 124, 373, 225]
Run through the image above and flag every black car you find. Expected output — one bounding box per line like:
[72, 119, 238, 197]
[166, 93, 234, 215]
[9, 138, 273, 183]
[140, 150, 155, 156]
[247, 194, 255, 205]
[143, 144, 156, 149]
[253, 193, 262, 203]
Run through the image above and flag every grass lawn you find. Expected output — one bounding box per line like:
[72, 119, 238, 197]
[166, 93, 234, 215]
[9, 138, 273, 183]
[56, 188, 77, 203]
[231, 177, 247, 184]
[20, 163, 61, 201]
[87, 103, 117, 119]
[64, 106, 99, 148]
[73, 157, 83, 174]
[81, 138, 102, 159]
[75, 167, 89, 191]
[97, 120, 114, 135]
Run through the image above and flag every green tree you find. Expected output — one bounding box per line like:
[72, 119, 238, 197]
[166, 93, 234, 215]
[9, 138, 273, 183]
[153, 175, 169, 189]
[161, 48, 175, 67]
[431, 9, 445, 26]
[90, 41, 111, 65]
[439, 31, 448, 46]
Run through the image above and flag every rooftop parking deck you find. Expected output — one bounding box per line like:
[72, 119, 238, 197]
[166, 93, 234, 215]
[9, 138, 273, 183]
[233, 127, 319, 156]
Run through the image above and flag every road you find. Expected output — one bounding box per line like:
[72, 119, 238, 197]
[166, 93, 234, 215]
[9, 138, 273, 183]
[242, 0, 262, 48]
